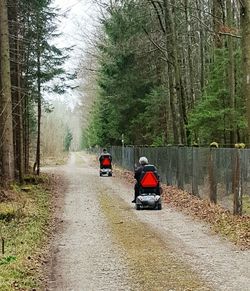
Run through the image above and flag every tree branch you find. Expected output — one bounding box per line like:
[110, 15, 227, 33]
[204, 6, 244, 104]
[142, 27, 166, 55]
[149, 0, 165, 33]
[218, 31, 241, 39]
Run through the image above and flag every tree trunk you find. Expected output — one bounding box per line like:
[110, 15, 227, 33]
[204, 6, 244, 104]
[184, 0, 195, 108]
[213, 0, 224, 48]
[34, 50, 41, 176]
[163, 0, 179, 144]
[241, 1, 250, 141]
[9, 0, 24, 182]
[226, 0, 236, 145]
[33, 11, 42, 176]
[0, 0, 15, 181]
[171, 0, 187, 144]
[15, 26, 24, 182]
[165, 0, 187, 144]
[197, 0, 205, 91]
[23, 93, 30, 173]
[23, 6, 32, 174]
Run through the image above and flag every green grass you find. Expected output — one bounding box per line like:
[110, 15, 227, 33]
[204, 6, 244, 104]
[243, 195, 250, 215]
[0, 177, 52, 290]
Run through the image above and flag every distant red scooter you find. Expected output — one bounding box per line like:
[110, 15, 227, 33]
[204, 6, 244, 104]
[99, 156, 112, 177]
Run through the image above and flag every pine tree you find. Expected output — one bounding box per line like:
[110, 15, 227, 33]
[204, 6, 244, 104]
[0, 0, 15, 181]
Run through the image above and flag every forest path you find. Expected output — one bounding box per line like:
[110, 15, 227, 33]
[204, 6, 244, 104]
[46, 152, 250, 291]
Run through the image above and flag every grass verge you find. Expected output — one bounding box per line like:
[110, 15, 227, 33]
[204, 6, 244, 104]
[0, 175, 53, 290]
[41, 152, 69, 166]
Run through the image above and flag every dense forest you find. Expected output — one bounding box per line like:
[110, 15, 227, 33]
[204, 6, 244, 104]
[0, 0, 71, 183]
[2, 0, 250, 184]
[81, 0, 250, 148]
[1, 2, 250, 290]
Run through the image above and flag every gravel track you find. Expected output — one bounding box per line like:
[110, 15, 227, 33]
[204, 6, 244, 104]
[104, 172, 250, 291]
[47, 154, 130, 290]
[46, 152, 250, 291]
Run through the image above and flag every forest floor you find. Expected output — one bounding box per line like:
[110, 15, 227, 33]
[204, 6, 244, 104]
[44, 152, 250, 291]
[0, 173, 64, 291]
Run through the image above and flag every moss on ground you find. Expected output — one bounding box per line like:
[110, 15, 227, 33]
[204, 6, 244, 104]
[99, 192, 212, 291]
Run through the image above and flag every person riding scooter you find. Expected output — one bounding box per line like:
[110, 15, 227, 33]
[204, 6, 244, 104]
[132, 156, 146, 202]
[132, 157, 162, 203]
[99, 148, 112, 176]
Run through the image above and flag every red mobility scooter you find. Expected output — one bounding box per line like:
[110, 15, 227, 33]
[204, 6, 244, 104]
[135, 165, 162, 210]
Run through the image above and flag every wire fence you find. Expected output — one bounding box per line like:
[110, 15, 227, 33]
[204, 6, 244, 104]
[107, 146, 250, 215]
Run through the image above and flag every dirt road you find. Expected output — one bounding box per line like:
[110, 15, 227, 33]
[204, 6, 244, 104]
[46, 152, 250, 291]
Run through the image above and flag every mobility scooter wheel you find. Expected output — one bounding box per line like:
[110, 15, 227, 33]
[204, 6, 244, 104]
[157, 203, 162, 210]
[136, 204, 141, 210]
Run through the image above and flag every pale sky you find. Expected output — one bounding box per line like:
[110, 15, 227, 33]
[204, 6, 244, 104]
[47, 0, 99, 108]
[53, 0, 97, 56]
